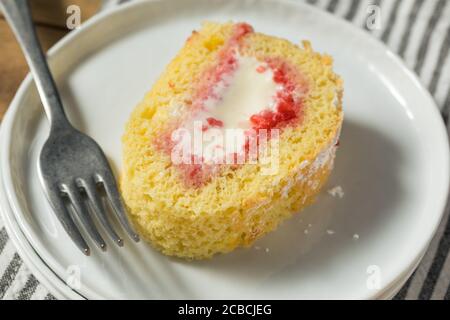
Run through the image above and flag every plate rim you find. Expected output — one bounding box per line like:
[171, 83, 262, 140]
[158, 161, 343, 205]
[1, 0, 449, 299]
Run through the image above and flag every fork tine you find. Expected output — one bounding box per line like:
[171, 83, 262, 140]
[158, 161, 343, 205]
[97, 172, 140, 242]
[46, 185, 90, 256]
[81, 178, 124, 247]
[64, 182, 107, 251]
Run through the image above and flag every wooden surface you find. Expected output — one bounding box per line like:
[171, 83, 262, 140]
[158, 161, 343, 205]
[0, 0, 101, 121]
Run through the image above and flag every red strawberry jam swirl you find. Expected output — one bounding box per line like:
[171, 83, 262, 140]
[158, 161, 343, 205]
[158, 23, 309, 188]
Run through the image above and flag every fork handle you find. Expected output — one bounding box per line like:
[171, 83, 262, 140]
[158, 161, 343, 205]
[1, 0, 70, 129]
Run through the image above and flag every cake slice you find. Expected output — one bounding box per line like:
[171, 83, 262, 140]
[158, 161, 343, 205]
[122, 22, 343, 259]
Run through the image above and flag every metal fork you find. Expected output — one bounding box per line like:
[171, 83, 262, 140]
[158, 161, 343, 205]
[1, 0, 139, 255]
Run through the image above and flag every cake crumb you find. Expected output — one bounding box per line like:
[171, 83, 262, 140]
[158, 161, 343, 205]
[353, 234, 360, 240]
[326, 229, 335, 235]
[328, 185, 344, 198]
[304, 229, 309, 234]
[255, 246, 261, 250]
[265, 248, 270, 253]
[308, 223, 312, 228]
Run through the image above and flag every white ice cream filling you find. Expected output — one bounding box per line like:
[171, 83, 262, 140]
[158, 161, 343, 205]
[173, 54, 282, 164]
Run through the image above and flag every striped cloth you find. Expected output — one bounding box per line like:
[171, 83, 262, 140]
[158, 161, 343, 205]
[1, 0, 450, 300]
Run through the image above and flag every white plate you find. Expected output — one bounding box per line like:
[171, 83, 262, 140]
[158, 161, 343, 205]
[0, 0, 449, 299]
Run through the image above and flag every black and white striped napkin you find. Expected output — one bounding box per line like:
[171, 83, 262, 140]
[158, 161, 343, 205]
[1, 0, 449, 300]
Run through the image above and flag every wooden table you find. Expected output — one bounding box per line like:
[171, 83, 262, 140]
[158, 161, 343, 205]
[0, 0, 101, 121]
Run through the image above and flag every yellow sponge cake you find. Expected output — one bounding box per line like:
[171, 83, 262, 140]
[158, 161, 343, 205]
[121, 22, 343, 259]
